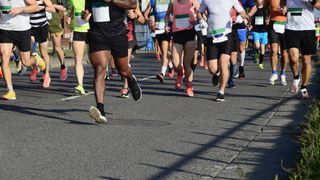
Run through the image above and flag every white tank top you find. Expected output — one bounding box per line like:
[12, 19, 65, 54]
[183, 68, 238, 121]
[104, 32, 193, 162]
[0, 0, 31, 31]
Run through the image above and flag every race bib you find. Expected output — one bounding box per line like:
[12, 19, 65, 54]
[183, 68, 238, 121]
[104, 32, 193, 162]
[92, 2, 110, 23]
[288, 8, 303, 25]
[201, 27, 207, 36]
[0, 0, 11, 13]
[156, 19, 165, 30]
[46, 12, 52, 20]
[211, 28, 228, 43]
[273, 22, 285, 34]
[248, 34, 253, 40]
[255, 16, 264, 25]
[175, 14, 190, 29]
[75, 12, 88, 26]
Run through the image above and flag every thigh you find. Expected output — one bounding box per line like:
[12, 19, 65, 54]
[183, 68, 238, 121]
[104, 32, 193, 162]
[172, 43, 184, 64]
[89, 50, 110, 68]
[52, 35, 62, 47]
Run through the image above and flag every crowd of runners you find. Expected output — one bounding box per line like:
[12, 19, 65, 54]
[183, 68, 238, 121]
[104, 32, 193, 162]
[0, 0, 319, 123]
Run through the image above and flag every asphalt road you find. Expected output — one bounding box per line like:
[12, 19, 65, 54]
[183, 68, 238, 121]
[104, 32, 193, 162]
[0, 53, 318, 180]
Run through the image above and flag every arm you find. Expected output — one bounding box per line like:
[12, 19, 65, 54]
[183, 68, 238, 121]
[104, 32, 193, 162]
[53, 0, 66, 12]
[43, 0, 56, 13]
[135, 3, 145, 24]
[9, 0, 39, 16]
[165, 1, 173, 32]
[143, 2, 151, 21]
[105, 0, 137, 10]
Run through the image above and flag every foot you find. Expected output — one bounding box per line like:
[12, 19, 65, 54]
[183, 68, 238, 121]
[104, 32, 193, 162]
[111, 69, 118, 77]
[168, 68, 174, 79]
[15, 60, 22, 73]
[89, 106, 107, 123]
[128, 75, 142, 101]
[60, 66, 68, 81]
[199, 57, 205, 67]
[212, 74, 219, 87]
[268, 74, 279, 85]
[239, 66, 245, 79]
[300, 88, 310, 99]
[34, 53, 46, 71]
[227, 79, 235, 88]
[157, 73, 165, 83]
[74, 85, 86, 95]
[186, 83, 194, 97]
[43, 75, 51, 88]
[175, 74, 184, 89]
[155, 53, 161, 60]
[29, 68, 39, 82]
[2, 90, 16, 100]
[280, 75, 287, 86]
[258, 64, 264, 70]
[0, 68, 3, 79]
[120, 88, 130, 98]
[291, 79, 300, 94]
[204, 63, 208, 70]
[216, 93, 225, 102]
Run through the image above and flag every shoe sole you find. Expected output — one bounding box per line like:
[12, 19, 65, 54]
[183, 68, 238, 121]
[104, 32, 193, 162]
[2, 97, 16, 100]
[89, 107, 107, 123]
[43, 79, 51, 88]
[216, 98, 225, 102]
[131, 76, 142, 102]
[157, 75, 164, 83]
[75, 89, 85, 95]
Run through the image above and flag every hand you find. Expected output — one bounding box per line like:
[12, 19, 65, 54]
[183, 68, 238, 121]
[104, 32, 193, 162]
[199, 19, 208, 29]
[66, 17, 71, 25]
[9, 7, 23, 16]
[235, 15, 243, 24]
[127, 10, 136, 19]
[247, 25, 253, 31]
[165, 25, 170, 33]
[243, 17, 248, 25]
[149, 16, 155, 27]
[81, 9, 91, 21]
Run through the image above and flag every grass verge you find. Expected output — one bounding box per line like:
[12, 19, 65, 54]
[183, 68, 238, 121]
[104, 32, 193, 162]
[290, 99, 320, 179]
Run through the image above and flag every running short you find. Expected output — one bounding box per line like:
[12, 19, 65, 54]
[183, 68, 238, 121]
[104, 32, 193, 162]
[87, 29, 128, 58]
[31, 24, 49, 43]
[0, 29, 31, 52]
[285, 29, 316, 55]
[252, 32, 268, 45]
[206, 33, 233, 60]
[173, 28, 196, 45]
[268, 22, 287, 51]
[128, 38, 137, 49]
[49, 30, 64, 37]
[73, 31, 87, 42]
[232, 27, 240, 52]
[196, 30, 204, 51]
[237, 28, 247, 43]
[155, 33, 171, 46]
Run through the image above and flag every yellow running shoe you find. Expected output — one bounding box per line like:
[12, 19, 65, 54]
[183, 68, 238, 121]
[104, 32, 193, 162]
[33, 53, 46, 71]
[259, 64, 264, 70]
[74, 85, 85, 95]
[2, 90, 16, 100]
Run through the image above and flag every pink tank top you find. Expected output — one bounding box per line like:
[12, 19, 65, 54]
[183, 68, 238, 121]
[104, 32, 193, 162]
[172, 0, 196, 33]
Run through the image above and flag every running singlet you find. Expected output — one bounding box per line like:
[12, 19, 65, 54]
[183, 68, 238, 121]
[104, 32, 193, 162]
[30, 0, 48, 27]
[286, 0, 315, 31]
[199, 0, 244, 42]
[0, 0, 31, 31]
[71, 0, 89, 32]
[252, 6, 269, 32]
[85, 0, 126, 35]
[151, 0, 170, 34]
[172, 0, 196, 33]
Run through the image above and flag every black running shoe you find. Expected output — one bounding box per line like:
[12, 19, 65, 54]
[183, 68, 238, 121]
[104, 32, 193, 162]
[157, 73, 165, 83]
[216, 93, 225, 102]
[128, 75, 142, 101]
[212, 74, 219, 87]
[239, 66, 245, 79]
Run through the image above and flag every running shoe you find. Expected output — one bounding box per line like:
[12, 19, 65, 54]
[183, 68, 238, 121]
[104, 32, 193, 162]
[227, 79, 235, 88]
[168, 68, 174, 79]
[111, 68, 118, 77]
[2, 90, 16, 100]
[191, 63, 197, 72]
[186, 83, 194, 97]
[34, 53, 46, 71]
[60, 66, 68, 81]
[175, 74, 184, 89]
[105, 73, 110, 80]
[0, 68, 3, 79]
[18, 65, 26, 76]
[128, 75, 142, 101]
[204, 63, 208, 70]
[199, 57, 205, 67]
[300, 88, 310, 99]
[212, 74, 219, 87]
[268, 74, 279, 85]
[29, 68, 39, 81]
[258, 64, 264, 70]
[43, 75, 51, 88]
[155, 53, 161, 60]
[280, 75, 287, 86]
[291, 79, 300, 94]
[120, 88, 129, 98]
[157, 73, 165, 83]
[216, 93, 225, 102]
[89, 106, 107, 123]
[74, 85, 86, 95]
[255, 53, 260, 64]
[15, 60, 22, 73]
[239, 66, 245, 79]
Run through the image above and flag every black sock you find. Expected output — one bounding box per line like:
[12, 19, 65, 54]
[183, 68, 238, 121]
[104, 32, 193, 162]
[61, 64, 66, 69]
[97, 103, 105, 116]
[294, 74, 300, 80]
[301, 85, 307, 90]
[191, 63, 197, 72]
[259, 54, 264, 64]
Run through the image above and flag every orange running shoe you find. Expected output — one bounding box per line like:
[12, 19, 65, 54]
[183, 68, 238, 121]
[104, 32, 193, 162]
[186, 83, 194, 97]
[175, 74, 184, 89]
[29, 68, 39, 81]
[0, 68, 3, 79]
[43, 75, 51, 88]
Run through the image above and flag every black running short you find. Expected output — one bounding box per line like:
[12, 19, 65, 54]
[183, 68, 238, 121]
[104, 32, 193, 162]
[285, 29, 316, 55]
[206, 33, 233, 60]
[155, 32, 171, 47]
[0, 29, 31, 52]
[73, 31, 87, 42]
[231, 27, 240, 52]
[173, 28, 196, 45]
[31, 24, 49, 43]
[128, 38, 137, 49]
[268, 21, 287, 51]
[87, 29, 128, 58]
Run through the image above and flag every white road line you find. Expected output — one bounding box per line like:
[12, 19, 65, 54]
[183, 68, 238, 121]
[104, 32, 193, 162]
[61, 91, 94, 101]
[60, 75, 156, 101]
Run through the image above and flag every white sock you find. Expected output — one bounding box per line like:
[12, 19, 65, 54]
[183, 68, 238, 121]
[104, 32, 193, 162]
[240, 51, 245, 67]
[7, 85, 13, 91]
[168, 61, 173, 68]
[218, 90, 224, 95]
[161, 66, 167, 75]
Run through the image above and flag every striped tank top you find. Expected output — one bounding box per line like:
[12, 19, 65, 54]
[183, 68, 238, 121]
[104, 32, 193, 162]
[30, 0, 48, 27]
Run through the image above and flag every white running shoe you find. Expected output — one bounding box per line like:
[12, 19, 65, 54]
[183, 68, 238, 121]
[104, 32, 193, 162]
[280, 75, 287, 86]
[291, 79, 300, 94]
[89, 106, 107, 123]
[268, 74, 278, 85]
[300, 89, 310, 99]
